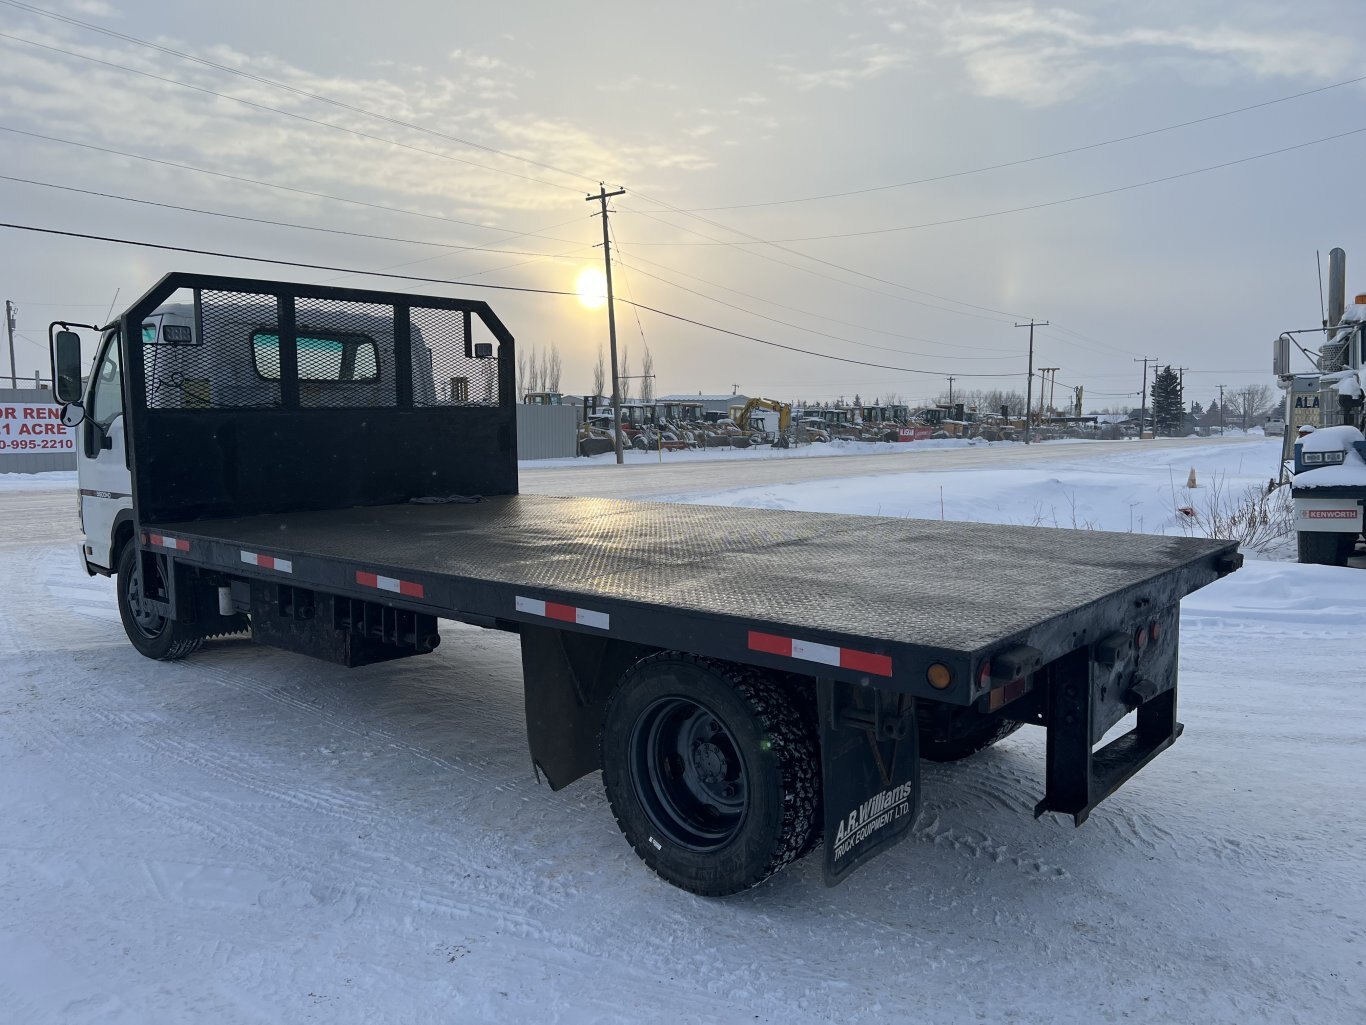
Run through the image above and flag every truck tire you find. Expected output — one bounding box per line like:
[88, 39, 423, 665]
[1297, 530, 1349, 567]
[918, 706, 1023, 763]
[600, 653, 819, 896]
[116, 541, 203, 661]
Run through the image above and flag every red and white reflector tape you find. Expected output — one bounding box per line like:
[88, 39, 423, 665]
[515, 595, 610, 631]
[355, 571, 425, 599]
[147, 533, 189, 552]
[241, 550, 293, 574]
[748, 630, 892, 677]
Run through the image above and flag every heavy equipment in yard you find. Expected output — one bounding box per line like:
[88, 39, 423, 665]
[49, 273, 1241, 895]
[735, 397, 792, 447]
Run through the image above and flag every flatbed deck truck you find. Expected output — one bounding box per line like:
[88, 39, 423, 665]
[49, 274, 1242, 894]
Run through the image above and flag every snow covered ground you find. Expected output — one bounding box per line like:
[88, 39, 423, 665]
[1, 437, 1363, 1024]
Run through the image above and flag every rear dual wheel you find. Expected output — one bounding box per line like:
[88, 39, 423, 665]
[918, 705, 1022, 763]
[116, 542, 203, 661]
[600, 654, 819, 896]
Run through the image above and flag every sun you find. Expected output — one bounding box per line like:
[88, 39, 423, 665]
[575, 267, 608, 310]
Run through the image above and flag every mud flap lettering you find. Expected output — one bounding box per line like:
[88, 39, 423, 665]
[818, 679, 919, 886]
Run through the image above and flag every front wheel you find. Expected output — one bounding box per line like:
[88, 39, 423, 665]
[600, 654, 819, 896]
[1297, 530, 1350, 567]
[116, 542, 203, 660]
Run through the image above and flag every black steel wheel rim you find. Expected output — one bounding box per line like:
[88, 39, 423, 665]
[125, 561, 166, 638]
[629, 696, 749, 853]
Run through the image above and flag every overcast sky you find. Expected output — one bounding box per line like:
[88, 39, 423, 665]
[2, 0, 1363, 409]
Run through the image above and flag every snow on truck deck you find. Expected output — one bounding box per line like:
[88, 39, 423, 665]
[0, 436, 1362, 1025]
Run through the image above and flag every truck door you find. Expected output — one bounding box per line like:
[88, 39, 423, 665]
[79, 330, 132, 571]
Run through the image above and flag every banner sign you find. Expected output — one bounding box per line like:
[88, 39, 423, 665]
[0, 401, 74, 456]
[896, 426, 935, 442]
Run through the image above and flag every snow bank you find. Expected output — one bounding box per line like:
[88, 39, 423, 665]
[673, 439, 1291, 555]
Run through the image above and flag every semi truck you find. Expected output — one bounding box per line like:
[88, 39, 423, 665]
[49, 273, 1241, 895]
[1274, 247, 1366, 566]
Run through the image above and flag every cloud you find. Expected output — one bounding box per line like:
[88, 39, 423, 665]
[0, 22, 715, 232]
[62, 0, 117, 16]
[779, 42, 910, 90]
[911, 2, 1357, 106]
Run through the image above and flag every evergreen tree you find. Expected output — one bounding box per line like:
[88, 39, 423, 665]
[1150, 366, 1183, 436]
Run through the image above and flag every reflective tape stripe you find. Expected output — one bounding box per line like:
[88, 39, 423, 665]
[240, 551, 293, 573]
[515, 595, 610, 631]
[148, 533, 189, 552]
[355, 570, 424, 599]
[748, 630, 892, 677]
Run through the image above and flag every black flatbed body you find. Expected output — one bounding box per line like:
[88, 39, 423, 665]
[155, 493, 1237, 704]
[102, 273, 1247, 887]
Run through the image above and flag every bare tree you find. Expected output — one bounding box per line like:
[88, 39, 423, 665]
[592, 345, 605, 401]
[533, 347, 547, 393]
[1226, 383, 1274, 429]
[516, 348, 529, 399]
[620, 346, 632, 402]
[640, 343, 655, 403]
[546, 344, 562, 393]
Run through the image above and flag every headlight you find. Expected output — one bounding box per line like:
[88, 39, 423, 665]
[1302, 452, 1323, 464]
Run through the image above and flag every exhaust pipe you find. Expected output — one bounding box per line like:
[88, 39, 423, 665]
[1327, 247, 1346, 328]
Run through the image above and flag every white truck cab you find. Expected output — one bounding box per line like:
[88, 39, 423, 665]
[77, 324, 135, 574]
[55, 298, 452, 577]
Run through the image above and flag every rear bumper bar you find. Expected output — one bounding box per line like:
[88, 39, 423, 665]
[1034, 669, 1182, 826]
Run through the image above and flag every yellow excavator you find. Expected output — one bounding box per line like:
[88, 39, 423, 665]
[735, 397, 793, 447]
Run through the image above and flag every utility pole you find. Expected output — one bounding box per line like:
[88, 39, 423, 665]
[947, 375, 955, 407]
[1014, 320, 1047, 444]
[1134, 356, 1158, 438]
[5, 300, 17, 389]
[1172, 366, 1190, 434]
[1038, 368, 1059, 427]
[1218, 383, 1226, 435]
[587, 184, 627, 464]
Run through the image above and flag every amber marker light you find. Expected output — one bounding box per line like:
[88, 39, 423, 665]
[927, 663, 953, 690]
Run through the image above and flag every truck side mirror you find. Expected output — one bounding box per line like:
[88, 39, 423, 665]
[51, 330, 84, 404]
[473, 342, 493, 358]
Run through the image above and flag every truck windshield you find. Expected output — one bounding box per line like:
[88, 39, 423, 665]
[251, 330, 379, 382]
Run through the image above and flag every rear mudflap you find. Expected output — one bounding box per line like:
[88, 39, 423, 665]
[818, 679, 919, 886]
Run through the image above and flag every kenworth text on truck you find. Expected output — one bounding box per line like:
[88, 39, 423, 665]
[1274, 246, 1366, 567]
[48, 274, 1242, 895]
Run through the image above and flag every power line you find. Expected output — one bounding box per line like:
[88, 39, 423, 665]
[0, 0, 604, 190]
[681, 74, 1366, 211]
[0, 6, 1041, 334]
[621, 200, 1026, 320]
[8, 161, 1024, 367]
[616, 258, 1018, 363]
[0, 125, 587, 242]
[625, 300, 1027, 379]
[0, 173, 597, 261]
[631, 126, 1366, 246]
[615, 249, 1019, 353]
[0, 221, 1025, 378]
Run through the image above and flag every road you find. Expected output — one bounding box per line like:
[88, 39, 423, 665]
[524, 436, 1253, 498]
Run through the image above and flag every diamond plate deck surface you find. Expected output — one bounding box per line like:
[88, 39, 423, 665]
[159, 494, 1231, 654]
